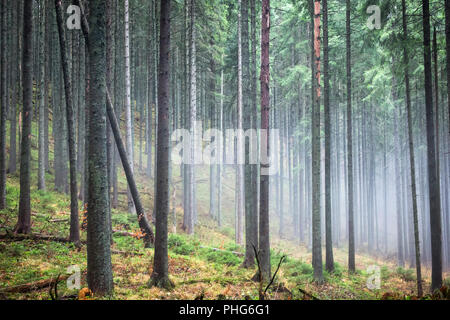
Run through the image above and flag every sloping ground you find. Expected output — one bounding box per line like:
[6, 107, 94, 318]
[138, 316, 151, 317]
[0, 119, 448, 300]
[1, 172, 448, 300]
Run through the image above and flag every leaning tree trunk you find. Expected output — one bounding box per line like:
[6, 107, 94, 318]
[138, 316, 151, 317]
[55, 0, 80, 245]
[15, 0, 33, 234]
[75, 0, 155, 248]
[150, 0, 173, 290]
[422, 0, 442, 292]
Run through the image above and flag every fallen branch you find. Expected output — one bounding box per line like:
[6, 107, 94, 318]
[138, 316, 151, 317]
[264, 255, 286, 295]
[110, 249, 145, 256]
[251, 243, 264, 300]
[49, 219, 69, 223]
[0, 274, 70, 294]
[199, 246, 244, 257]
[112, 229, 138, 237]
[298, 288, 320, 300]
[0, 232, 86, 245]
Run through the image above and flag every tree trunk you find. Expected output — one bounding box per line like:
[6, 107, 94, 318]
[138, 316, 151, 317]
[187, 0, 197, 235]
[323, 0, 334, 273]
[86, 0, 114, 296]
[38, 0, 46, 191]
[0, 0, 7, 209]
[346, 0, 355, 273]
[422, 0, 442, 292]
[15, 0, 33, 234]
[55, 0, 80, 245]
[401, 0, 422, 296]
[150, 0, 173, 290]
[259, 0, 271, 283]
[446, 0, 450, 138]
[311, 0, 323, 282]
[124, 0, 135, 215]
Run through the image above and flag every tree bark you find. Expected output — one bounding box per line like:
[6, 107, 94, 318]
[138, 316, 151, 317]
[346, 0, 355, 273]
[15, 0, 33, 234]
[150, 0, 173, 290]
[401, 0, 422, 297]
[323, 0, 334, 273]
[55, 0, 80, 245]
[259, 0, 271, 283]
[0, 0, 7, 209]
[38, 0, 46, 191]
[86, 0, 114, 296]
[311, 0, 323, 282]
[422, 0, 442, 292]
[75, 0, 155, 248]
[124, 0, 135, 215]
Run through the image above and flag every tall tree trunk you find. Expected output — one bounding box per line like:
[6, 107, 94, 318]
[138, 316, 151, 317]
[393, 80, 404, 268]
[187, 0, 197, 235]
[401, 0, 422, 297]
[124, 0, 135, 214]
[55, 0, 80, 245]
[236, 0, 244, 245]
[259, 0, 271, 284]
[146, 0, 154, 178]
[422, 0, 442, 292]
[323, 0, 334, 273]
[250, 0, 258, 251]
[150, 0, 173, 290]
[8, 0, 21, 176]
[346, 0, 355, 273]
[15, 0, 33, 234]
[106, 0, 114, 244]
[0, 0, 7, 209]
[311, 0, 323, 282]
[38, 0, 46, 191]
[242, 0, 255, 268]
[446, 0, 450, 138]
[86, 0, 114, 296]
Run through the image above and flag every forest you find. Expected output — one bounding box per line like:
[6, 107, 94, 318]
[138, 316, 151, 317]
[0, 0, 449, 301]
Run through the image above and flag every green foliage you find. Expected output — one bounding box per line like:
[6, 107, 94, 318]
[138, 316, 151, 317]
[381, 265, 391, 281]
[200, 247, 241, 266]
[331, 262, 344, 279]
[219, 226, 234, 239]
[168, 234, 195, 256]
[396, 267, 416, 282]
[443, 278, 450, 287]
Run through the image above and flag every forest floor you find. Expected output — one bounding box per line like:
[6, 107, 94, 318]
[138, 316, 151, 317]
[0, 121, 449, 300]
[1, 171, 449, 300]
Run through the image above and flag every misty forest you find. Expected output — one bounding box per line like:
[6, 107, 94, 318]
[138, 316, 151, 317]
[0, 0, 449, 301]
